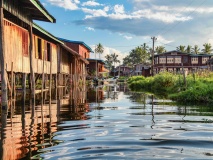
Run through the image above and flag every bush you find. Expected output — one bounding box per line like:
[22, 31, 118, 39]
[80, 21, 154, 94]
[128, 71, 213, 103]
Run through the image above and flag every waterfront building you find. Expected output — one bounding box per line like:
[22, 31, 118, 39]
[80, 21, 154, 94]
[153, 50, 212, 74]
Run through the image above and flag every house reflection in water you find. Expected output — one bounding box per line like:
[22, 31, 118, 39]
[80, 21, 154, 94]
[0, 86, 89, 159]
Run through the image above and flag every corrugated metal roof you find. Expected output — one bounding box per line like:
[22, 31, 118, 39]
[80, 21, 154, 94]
[58, 37, 93, 53]
[29, 0, 56, 23]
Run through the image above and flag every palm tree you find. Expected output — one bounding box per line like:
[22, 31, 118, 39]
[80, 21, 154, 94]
[155, 46, 166, 54]
[192, 45, 200, 54]
[94, 43, 104, 77]
[176, 45, 185, 52]
[111, 53, 120, 77]
[141, 43, 149, 53]
[95, 43, 104, 59]
[105, 54, 113, 71]
[185, 45, 192, 53]
[202, 43, 213, 54]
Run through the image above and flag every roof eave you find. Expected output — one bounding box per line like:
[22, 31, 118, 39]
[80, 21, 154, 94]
[30, 0, 56, 23]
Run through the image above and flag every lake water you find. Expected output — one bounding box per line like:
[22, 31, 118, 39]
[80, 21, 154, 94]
[1, 84, 213, 159]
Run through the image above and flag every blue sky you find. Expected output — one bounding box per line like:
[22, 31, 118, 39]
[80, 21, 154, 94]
[37, 0, 213, 63]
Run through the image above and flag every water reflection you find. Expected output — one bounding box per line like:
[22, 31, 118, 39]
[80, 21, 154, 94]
[1, 84, 213, 159]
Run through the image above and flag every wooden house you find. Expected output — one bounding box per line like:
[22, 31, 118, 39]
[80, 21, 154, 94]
[57, 38, 90, 86]
[114, 65, 132, 76]
[58, 38, 93, 59]
[87, 59, 106, 77]
[0, 0, 56, 108]
[134, 63, 151, 77]
[153, 51, 212, 74]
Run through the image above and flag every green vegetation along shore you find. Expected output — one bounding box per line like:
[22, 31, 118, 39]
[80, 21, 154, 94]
[127, 71, 213, 103]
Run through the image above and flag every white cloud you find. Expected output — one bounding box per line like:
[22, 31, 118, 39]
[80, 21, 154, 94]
[47, 0, 79, 10]
[90, 45, 128, 65]
[124, 35, 133, 40]
[82, 7, 108, 19]
[114, 4, 125, 14]
[86, 27, 95, 31]
[81, 3, 192, 23]
[82, 1, 102, 7]
[156, 35, 173, 45]
[132, 9, 192, 23]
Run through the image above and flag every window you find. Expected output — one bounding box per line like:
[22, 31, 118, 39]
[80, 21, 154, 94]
[47, 43, 51, 61]
[159, 56, 166, 64]
[167, 56, 174, 64]
[22, 31, 28, 56]
[175, 56, 181, 63]
[202, 57, 209, 64]
[191, 57, 198, 64]
[168, 68, 173, 72]
[37, 38, 42, 59]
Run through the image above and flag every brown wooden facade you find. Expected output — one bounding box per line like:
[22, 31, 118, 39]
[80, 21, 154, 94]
[0, 0, 89, 102]
[87, 59, 106, 77]
[153, 51, 212, 74]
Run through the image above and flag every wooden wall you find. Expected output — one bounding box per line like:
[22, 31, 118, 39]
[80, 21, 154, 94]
[3, 19, 30, 73]
[60, 48, 71, 74]
[2, 19, 57, 74]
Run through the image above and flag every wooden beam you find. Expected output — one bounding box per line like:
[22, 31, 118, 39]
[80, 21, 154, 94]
[0, 6, 8, 112]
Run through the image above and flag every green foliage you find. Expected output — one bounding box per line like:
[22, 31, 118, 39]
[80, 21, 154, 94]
[123, 44, 150, 68]
[128, 71, 213, 103]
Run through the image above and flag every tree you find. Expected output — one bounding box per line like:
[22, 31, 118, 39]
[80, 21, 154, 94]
[192, 45, 200, 54]
[141, 43, 149, 53]
[94, 43, 104, 77]
[95, 43, 104, 59]
[111, 53, 120, 76]
[176, 45, 185, 52]
[155, 46, 166, 54]
[202, 43, 213, 54]
[105, 54, 113, 71]
[123, 45, 150, 68]
[185, 45, 192, 53]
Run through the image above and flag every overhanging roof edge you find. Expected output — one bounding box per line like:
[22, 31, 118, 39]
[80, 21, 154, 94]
[33, 23, 63, 44]
[30, 0, 56, 23]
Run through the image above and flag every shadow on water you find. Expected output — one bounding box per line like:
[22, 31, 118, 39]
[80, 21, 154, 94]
[1, 83, 213, 159]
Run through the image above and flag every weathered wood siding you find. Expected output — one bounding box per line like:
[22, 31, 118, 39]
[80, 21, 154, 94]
[3, 0, 31, 24]
[3, 19, 30, 73]
[33, 35, 57, 74]
[60, 48, 71, 74]
[2, 19, 57, 74]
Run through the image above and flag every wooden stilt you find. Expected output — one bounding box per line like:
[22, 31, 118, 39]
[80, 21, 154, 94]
[49, 49, 52, 124]
[0, 4, 8, 114]
[28, 74, 31, 90]
[21, 73, 26, 130]
[11, 62, 13, 98]
[28, 24, 35, 101]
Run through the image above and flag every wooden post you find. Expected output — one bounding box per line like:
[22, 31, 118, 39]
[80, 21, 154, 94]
[22, 73, 27, 133]
[28, 24, 35, 100]
[49, 48, 52, 120]
[11, 62, 13, 98]
[181, 63, 187, 88]
[0, 5, 8, 114]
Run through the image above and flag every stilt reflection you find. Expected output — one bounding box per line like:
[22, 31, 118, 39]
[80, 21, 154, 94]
[0, 83, 89, 159]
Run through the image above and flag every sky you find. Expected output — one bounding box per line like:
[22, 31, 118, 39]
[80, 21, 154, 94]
[37, 0, 213, 63]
